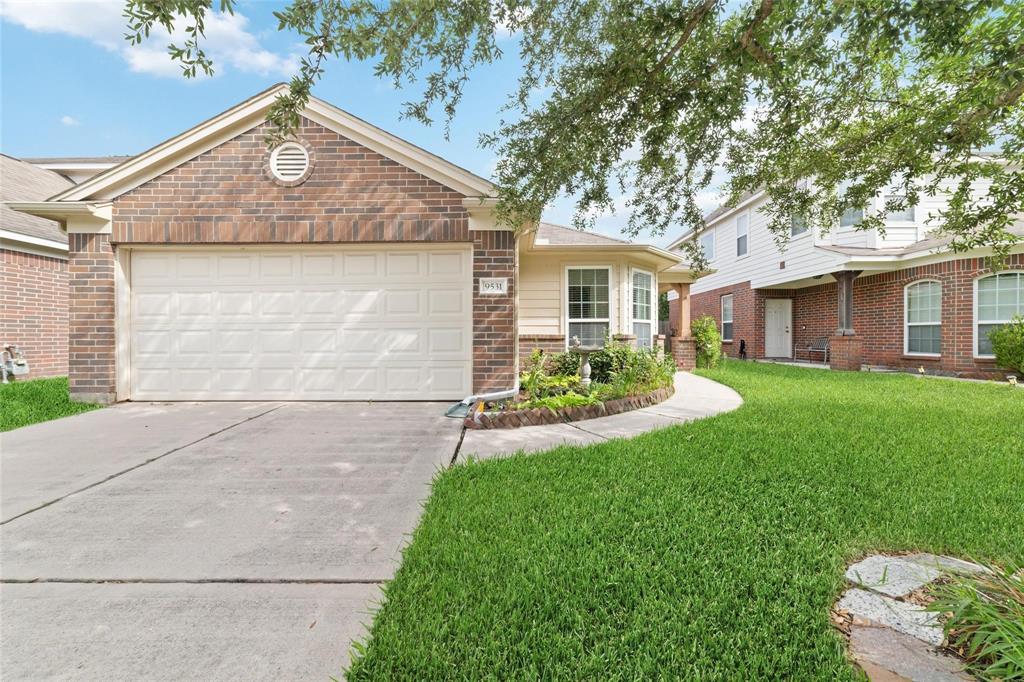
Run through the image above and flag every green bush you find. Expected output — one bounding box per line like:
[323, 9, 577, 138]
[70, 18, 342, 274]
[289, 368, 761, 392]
[927, 562, 1024, 681]
[691, 315, 722, 369]
[549, 337, 634, 383]
[989, 315, 1024, 374]
[519, 350, 577, 400]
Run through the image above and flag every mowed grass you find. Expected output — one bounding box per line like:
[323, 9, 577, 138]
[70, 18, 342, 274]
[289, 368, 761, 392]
[0, 377, 101, 431]
[347, 361, 1024, 680]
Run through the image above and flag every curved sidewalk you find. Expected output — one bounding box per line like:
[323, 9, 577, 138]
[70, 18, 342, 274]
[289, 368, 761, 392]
[457, 372, 742, 463]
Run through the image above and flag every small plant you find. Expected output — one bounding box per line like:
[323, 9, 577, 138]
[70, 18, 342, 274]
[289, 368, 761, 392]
[989, 315, 1024, 375]
[927, 562, 1024, 681]
[515, 391, 600, 411]
[691, 315, 722, 368]
[519, 349, 578, 401]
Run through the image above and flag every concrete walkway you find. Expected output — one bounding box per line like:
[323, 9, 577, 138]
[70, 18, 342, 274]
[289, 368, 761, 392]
[458, 372, 743, 462]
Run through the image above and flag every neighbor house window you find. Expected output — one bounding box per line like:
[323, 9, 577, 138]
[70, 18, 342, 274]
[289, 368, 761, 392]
[884, 188, 916, 223]
[790, 215, 809, 237]
[905, 281, 941, 355]
[632, 269, 654, 349]
[699, 230, 716, 261]
[975, 272, 1024, 356]
[721, 294, 734, 342]
[839, 206, 864, 228]
[567, 267, 610, 347]
[736, 214, 749, 257]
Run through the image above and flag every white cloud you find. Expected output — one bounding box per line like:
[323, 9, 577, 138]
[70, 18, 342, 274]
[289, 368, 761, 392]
[0, 1, 299, 79]
[60, 115, 80, 126]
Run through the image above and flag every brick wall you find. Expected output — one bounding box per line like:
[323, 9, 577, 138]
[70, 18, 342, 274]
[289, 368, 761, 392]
[518, 334, 565, 368]
[691, 281, 759, 358]
[66, 234, 116, 400]
[66, 116, 517, 400]
[691, 254, 1024, 378]
[0, 248, 68, 378]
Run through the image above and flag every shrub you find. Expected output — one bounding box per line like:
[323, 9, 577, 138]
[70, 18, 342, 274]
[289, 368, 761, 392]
[548, 350, 583, 377]
[927, 562, 1024, 680]
[519, 350, 577, 400]
[529, 342, 676, 407]
[989, 315, 1024, 374]
[691, 315, 722, 368]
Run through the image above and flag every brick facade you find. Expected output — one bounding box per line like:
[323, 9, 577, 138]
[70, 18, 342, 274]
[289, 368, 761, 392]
[1, 248, 68, 378]
[518, 334, 565, 367]
[690, 254, 1024, 378]
[66, 117, 517, 401]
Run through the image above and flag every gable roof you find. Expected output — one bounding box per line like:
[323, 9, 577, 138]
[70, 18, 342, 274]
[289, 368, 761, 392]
[53, 83, 496, 202]
[0, 154, 74, 244]
[534, 222, 631, 246]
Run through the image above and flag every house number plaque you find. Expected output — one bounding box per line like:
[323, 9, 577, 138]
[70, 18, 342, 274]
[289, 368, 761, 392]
[479, 278, 508, 296]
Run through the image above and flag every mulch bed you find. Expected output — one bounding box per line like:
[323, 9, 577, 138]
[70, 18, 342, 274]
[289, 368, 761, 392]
[464, 385, 674, 430]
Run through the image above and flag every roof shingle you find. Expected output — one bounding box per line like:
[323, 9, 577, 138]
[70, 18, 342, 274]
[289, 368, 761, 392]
[1, 154, 74, 243]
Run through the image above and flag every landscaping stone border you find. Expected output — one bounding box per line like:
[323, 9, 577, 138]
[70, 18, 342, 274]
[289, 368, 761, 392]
[465, 386, 675, 430]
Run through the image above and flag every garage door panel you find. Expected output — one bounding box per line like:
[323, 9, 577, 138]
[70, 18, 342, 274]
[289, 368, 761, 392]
[130, 249, 472, 400]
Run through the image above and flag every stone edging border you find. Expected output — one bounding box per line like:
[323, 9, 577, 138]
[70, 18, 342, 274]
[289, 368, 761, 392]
[465, 385, 675, 430]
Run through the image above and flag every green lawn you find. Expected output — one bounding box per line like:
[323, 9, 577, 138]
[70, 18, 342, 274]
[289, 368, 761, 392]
[0, 377, 102, 431]
[347, 361, 1024, 680]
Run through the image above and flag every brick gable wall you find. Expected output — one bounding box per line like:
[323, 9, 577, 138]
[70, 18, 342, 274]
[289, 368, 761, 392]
[66, 117, 515, 401]
[690, 253, 1024, 378]
[1, 249, 68, 378]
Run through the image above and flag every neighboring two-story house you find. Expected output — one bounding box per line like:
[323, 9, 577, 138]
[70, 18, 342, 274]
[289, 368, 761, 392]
[667, 187, 1024, 378]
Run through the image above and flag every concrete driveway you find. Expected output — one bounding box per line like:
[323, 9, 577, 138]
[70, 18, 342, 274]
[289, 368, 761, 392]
[0, 401, 462, 681]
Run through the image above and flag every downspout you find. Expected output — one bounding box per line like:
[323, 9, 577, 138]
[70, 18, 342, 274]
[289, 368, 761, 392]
[444, 376, 520, 419]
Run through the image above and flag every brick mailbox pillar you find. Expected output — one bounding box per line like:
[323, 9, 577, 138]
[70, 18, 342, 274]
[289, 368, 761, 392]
[830, 335, 863, 371]
[671, 337, 696, 371]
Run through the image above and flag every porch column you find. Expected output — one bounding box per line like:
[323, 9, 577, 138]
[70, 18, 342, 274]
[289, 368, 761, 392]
[831, 270, 862, 371]
[670, 282, 695, 370]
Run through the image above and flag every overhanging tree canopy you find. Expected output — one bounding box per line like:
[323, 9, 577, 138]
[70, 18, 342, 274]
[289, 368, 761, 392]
[125, 0, 1024, 266]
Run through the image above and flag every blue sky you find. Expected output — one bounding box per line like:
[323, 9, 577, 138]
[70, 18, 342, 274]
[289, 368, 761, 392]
[0, 0, 714, 243]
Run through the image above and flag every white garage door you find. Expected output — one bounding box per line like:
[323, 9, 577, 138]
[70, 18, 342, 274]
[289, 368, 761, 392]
[129, 247, 473, 400]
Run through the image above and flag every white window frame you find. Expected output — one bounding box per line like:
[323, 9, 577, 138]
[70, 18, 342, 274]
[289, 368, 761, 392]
[882, 187, 916, 225]
[565, 265, 613, 348]
[973, 271, 1024, 358]
[721, 294, 734, 342]
[736, 213, 749, 257]
[630, 267, 655, 349]
[904, 280, 942, 357]
[699, 230, 716, 261]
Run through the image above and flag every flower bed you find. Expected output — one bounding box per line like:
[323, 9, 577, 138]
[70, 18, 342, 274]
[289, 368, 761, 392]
[465, 384, 673, 429]
[464, 340, 677, 429]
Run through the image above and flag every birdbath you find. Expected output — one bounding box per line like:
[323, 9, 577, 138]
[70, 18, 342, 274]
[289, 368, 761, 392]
[569, 338, 601, 388]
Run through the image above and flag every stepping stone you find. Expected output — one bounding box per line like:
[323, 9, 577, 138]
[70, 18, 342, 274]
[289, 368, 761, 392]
[836, 588, 943, 646]
[850, 625, 972, 681]
[845, 555, 943, 597]
[904, 554, 986, 576]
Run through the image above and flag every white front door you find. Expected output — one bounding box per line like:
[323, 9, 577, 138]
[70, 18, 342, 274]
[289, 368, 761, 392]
[764, 299, 793, 358]
[128, 246, 473, 401]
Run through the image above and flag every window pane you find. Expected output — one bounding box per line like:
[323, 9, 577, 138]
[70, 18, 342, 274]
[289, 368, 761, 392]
[978, 324, 1001, 355]
[722, 321, 733, 341]
[840, 207, 863, 228]
[632, 271, 652, 321]
[908, 324, 941, 354]
[700, 232, 715, 260]
[737, 234, 748, 256]
[569, 322, 608, 347]
[567, 268, 610, 322]
[791, 215, 809, 236]
[977, 273, 1023, 322]
[721, 295, 733, 322]
[568, 269, 581, 286]
[736, 215, 748, 235]
[907, 282, 940, 324]
[634, 322, 652, 348]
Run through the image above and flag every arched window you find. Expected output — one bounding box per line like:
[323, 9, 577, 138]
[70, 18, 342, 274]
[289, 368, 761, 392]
[975, 272, 1024, 356]
[905, 281, 941, 355]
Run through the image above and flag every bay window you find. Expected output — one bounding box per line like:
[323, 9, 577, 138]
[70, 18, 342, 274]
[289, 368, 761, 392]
[632, 269, 654, 349]
[567, 267, 610, 347]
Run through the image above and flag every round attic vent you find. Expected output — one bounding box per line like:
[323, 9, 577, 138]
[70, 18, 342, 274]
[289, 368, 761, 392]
[269, 142, 310, 182]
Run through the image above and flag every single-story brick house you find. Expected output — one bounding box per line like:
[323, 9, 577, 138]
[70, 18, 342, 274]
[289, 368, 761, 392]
[666, 188, 1024, 378]
[11, 84, 695, 403]
[1, 154, 75, 378]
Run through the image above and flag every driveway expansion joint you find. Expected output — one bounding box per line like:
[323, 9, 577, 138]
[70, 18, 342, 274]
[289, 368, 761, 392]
[0, 404, 284, 526]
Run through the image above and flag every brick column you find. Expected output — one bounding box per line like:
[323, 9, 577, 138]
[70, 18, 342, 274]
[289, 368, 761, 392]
[472, 229, 517, 393]
[671, 337, 696, 371]
[68, 233, 116, 403]
[830, 335, 863, 371]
